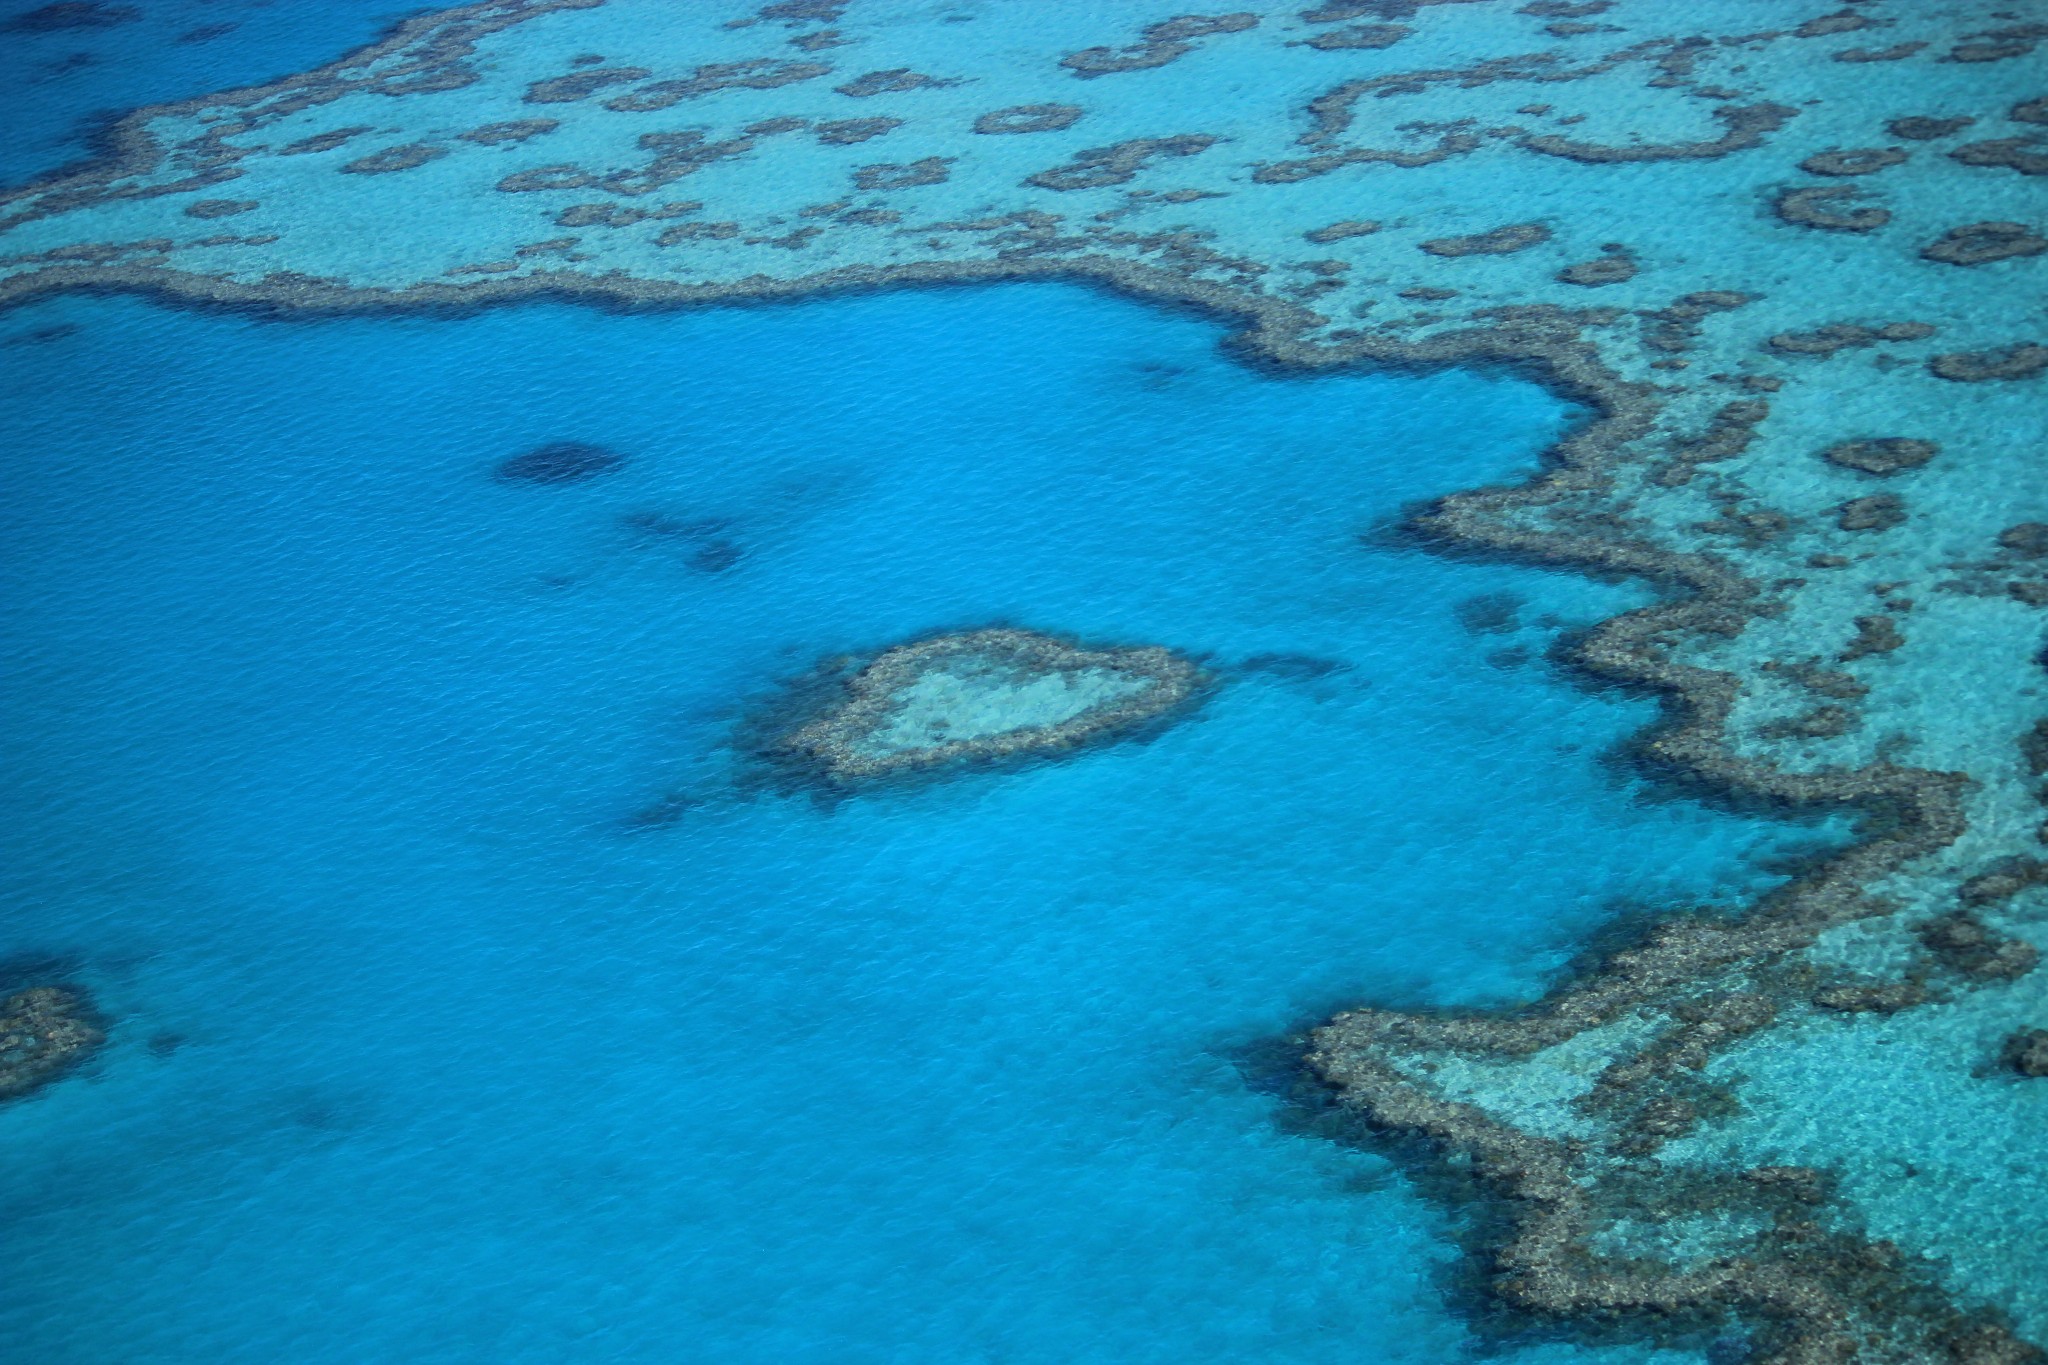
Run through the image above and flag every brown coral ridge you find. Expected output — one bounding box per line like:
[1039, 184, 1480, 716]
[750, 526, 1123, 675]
[1520, 101, 1799, 163]
[1820, 438, 1936, 476]
[1921, 221, 2047, 267]
[1300, 491, 2042, 1358]
[1949, 137, 2048, 176]
[1025, 135, 1220, 191]
[1302, 22, 1409, 51]
[342, 142, 447, 175]
[1928, 343, 2048, 383]
[0, 155, 2037, 1365]
[1419, 222, 1549, 257]
[973, 103, 1084, 136]
[2004, 1028, 2048, 1077]
[1773, 184, 1890, 232]
[0, 0, 604, 235]
[600, 58, 830, 112]
[1557, 247, 1636, 286]
[0, 985, 104, 1102]
[766, 627, 1208, 785]
[1060, 13, 1258, 79]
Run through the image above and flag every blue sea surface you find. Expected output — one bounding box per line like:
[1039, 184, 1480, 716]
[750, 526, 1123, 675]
[0, 283, 1833, 1363]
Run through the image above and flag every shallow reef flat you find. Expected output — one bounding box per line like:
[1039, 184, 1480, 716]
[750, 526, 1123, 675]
[2, 0, 2045, 1361]
[773, 627, 1205, 784]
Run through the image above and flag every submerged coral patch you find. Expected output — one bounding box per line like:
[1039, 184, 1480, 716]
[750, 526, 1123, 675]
[2, 2, 137, 31]
[774, 628, 1205, 784]
[0, 985, 103, 1102]
[1820, 437, 1938, 476]
[494, 440, 625, 484]
[1798, 145, 1908, 176]
[1419, 222, 1550, 257]
[1774, 184, 1891, 232]
[1921, 221, 2048, 266]
[341, 142, 447, 175]
[972, 103, 1084, 135]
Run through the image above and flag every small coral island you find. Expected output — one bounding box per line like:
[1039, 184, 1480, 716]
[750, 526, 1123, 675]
[775, 627, 1204, 784]
[0, 985, 103, 1102]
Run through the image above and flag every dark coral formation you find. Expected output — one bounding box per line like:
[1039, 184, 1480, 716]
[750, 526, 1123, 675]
[1793, 8, 1874, 38]
[1419, 222, 1550, 257]
[1820, 438, 1937, 476]
[852, 157, 951, 191]
[524, 65, 648, 103]
[341, 142, 447, 175]
[1832, 42, 1924, 64]
[1656, 398, 1768, 486]
[1921, 221, 2047, 266]
[755, 0, 843, 22]
[1917, 909, 2039, 982]
[1887, 115, 1974, 141]
[815, 117, 900, 145]
[1522, 102, 1798, 163]
[1766, 321, 1934, 358]
[2005, 1028, 2048, 1077]
[0, 985, 103, 1102]
[1061, 13, 1257, 78]
[1950, 137, 2048, 176]
[1999, 523, 2048, 558]
[602, 59, 827, 111]
[1304, 22, 1409, 50]
[1303, 219, 1380, 244]
[1798, 146, 1908, 176]
[282, 126, 373, 155]
[459, 119, 559, 145]
[1839, 614, 1905, 660]
[494, 440, 624, 484]
[1641, 290, 1753, 355]
[1838, 494, 1906, 532]
[1928, 343, 2048, 382]
[1252, 129, 1480, 184]
[1943, 24, 2048, 65]
[1556, 247, 1636, 286]
[1025, 136, 1219, 191]
[182, 198, 256, 219]
[553, 199, 691, 228]
[770, 628, 1206, 784]
[834, 68, 949, 98]
[972, 104, 1084, 136]
[1773, 184, 1889, 232]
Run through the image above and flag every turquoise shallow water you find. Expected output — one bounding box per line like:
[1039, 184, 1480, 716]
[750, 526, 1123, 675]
[0, 281, 1836, 1362]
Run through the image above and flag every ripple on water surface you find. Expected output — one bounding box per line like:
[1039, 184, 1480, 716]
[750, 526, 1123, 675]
[0, 284, 1834, 1363]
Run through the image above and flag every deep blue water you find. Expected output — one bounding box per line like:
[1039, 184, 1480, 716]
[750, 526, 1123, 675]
[0, 283, 1831, 1362]
[0, 0, 421, 189]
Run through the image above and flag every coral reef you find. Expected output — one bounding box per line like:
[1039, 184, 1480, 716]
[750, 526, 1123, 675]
[2, 0, 2044, 1357]
[0, 985, 104, 1102]
[1820, 438, 1937, 476]
[771, 628, 1205, 785]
